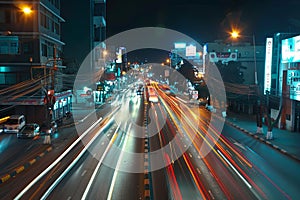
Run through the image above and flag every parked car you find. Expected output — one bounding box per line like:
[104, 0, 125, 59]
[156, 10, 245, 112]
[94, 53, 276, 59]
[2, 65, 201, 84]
[40, 121, 58, 135]
[17, 123, 40, 138]
[4, 115, 26, 133]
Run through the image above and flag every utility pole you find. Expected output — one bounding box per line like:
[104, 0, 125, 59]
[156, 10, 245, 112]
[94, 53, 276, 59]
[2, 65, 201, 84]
[52, 45, 57, 91]
[43, 45, 58, 144]
[253, 35, 263, 134]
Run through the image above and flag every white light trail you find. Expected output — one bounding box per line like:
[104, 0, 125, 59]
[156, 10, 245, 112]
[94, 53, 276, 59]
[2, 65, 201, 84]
[14, 116, 103, 200]
[217, 149, 252, 189]
[81, 124, 120, 200]
[107, 123, 132, 200]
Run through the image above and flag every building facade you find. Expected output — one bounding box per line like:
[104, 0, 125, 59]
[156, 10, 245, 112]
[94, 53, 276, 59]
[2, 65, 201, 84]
[206, 40, 265, 85]
[0, 0, 72, 124]
[61, 0, 106, 82]
[269, 33, 300, 132]
[205, 40, 265, 114]
[0, 0, 65, 90]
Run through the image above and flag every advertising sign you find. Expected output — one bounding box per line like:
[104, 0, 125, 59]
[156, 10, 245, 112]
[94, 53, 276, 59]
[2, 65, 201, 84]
[186, 45, 196, 57]
[192, 90, 198, 99]
[209, 52, 237, 63]
[174, 43, 186, 49]
[281, 35, 300, 63]
[264, 38, 273, 94]
[116, 48, 122, 63]
[288, 70, 300, 101]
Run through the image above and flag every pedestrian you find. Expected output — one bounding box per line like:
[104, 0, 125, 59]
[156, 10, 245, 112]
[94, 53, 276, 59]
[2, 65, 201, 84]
[266, 131, 273, 140]
[44, 131, 51, 144]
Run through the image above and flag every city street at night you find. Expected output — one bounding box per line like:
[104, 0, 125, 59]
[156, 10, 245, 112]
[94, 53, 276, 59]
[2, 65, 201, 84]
[1, 0, 300, 199]
[1, 83, 300, 199]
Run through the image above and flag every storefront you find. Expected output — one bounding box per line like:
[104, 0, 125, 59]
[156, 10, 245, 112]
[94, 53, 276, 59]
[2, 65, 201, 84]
[277, 35, 300, 132]
[52, 90, 72, 122]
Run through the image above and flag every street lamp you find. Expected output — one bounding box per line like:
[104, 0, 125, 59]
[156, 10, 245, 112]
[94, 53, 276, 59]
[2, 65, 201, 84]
[22, 7, 32, 15]
[103, 50, 108, 67]
[230, 30, 257, 85]
[230, 30, 262, 134]
[166, 58, 171, 67]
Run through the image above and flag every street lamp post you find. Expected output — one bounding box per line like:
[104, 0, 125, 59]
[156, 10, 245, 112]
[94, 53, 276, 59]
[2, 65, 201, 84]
[166, 58, 171, 67]
[230, 31, 257, 84]
[252, 34, 258, 85]
[230, 30, 263, 134]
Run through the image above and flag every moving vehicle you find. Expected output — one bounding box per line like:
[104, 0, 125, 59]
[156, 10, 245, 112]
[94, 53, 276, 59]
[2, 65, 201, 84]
[147, 86, 159, 103]
[4, 115, 26, 133]
[148, 95, 159, 103]
[17, 123, 40, 138]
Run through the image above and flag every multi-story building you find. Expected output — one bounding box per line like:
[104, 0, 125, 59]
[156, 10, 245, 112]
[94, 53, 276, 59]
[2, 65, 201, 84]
[61, 0, 106, 82]
[269, 33, 300, 132]
[60, 0, 107, 106]
[0, 0, 65, 90]
[0, 0, 72, 124]
[205, 40, 265, 114]
[206, 40, 265, 85]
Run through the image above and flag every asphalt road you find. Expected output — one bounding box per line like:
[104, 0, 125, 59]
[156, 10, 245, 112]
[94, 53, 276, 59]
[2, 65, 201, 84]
[1, 83, 300, 199]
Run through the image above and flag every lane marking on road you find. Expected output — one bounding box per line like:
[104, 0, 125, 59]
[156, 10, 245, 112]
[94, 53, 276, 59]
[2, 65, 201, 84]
[81, 170, 87, 177]
[81, 124, 120, 200]
[0, 174, 10, 183]
[106, 123, 131, 200]
[17, 116, 105, 200]
[217, 149, 252, 189]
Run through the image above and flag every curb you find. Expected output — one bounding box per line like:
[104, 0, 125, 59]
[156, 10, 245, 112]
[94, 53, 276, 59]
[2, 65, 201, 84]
[0, 146, 52, 184]
[224, 118, 300, 163]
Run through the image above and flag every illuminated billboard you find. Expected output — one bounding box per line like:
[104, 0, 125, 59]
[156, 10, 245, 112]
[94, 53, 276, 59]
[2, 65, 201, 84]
[281, 35, 300, 63]
[186, 44, 196, 57]
[264, 38, 273, 94]
[208, 52, 237, 63]
[174, 43, 186, 49]
[288, 70, 300, 101]
[116, 47, 126, 63]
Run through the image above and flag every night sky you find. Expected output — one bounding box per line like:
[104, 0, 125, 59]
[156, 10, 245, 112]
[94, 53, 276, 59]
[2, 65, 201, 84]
[106, 0, 300, 44]
[62, 0, 300, 64]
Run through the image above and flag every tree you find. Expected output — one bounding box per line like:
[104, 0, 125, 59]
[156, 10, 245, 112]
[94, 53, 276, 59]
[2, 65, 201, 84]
[265, 91, 283, 140]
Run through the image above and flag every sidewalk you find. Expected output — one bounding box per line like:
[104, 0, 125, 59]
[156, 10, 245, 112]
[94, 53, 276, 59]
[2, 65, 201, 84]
[225, 111, 300, 162]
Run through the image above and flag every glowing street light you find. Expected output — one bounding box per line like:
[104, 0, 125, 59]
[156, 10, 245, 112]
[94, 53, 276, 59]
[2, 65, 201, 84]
[102, 50, 108, 67]
[230, 29, 257, 85]
[230, 29, 262, 134]
[231, 30, 240, 39]
[22, 7, 32, 15]
[103, 50, 108, 56]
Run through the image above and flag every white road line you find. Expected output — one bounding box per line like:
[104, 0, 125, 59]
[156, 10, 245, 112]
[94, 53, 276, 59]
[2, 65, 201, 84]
[81, 170, 87, 177]
[107, 123, 132, 200]
[217, 149, 252, 189]
[81, 124, 121, 200]
[14, 117, 103, 200]
[40, 117, 111, 200]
